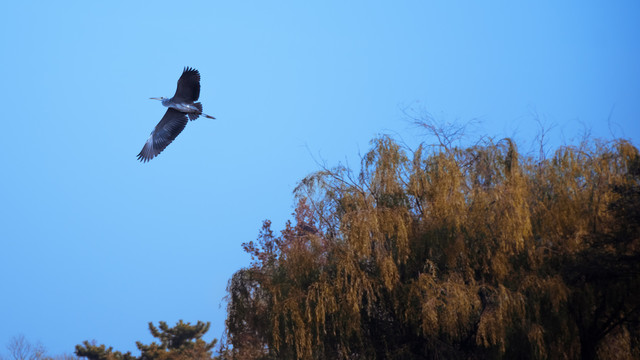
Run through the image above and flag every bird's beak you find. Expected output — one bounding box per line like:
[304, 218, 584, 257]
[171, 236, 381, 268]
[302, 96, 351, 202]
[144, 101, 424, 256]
[149, 97, 161, 100]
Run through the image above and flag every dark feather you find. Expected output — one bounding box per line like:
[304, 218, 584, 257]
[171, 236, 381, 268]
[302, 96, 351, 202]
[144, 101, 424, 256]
[137, 108, 189, 162]
[188, 102, 204, 121]
[172, 67, 201, 102]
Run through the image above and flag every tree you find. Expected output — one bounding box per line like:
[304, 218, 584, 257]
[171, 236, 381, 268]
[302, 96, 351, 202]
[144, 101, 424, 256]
[75, 321, 217, 360]
[45, 355, 80, 360]
[6, 335, 46, 360]
[2, 335, 77, 360]
[74, 342, 134, 360]
[554, 141, 640, 360]
[223, 131, 640, 359]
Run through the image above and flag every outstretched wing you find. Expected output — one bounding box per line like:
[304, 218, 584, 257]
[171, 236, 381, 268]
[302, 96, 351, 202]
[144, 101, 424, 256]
[172, 67, 201, 102]
[137, 108, 189, 162]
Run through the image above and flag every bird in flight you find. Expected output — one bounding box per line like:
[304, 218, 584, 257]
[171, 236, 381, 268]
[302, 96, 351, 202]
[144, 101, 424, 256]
[137, 67, 216, 162]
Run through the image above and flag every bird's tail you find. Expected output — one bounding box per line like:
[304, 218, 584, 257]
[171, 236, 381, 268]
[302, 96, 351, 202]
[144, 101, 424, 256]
[193, 102, 216, 120]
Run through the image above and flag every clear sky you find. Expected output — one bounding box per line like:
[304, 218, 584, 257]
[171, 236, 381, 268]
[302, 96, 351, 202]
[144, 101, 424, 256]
[1, 1, 638, 356]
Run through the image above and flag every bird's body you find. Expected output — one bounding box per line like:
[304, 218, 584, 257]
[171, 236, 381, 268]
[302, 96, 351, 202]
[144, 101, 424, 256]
[137, 67, 215, 162]
[160, 98, 200, 114]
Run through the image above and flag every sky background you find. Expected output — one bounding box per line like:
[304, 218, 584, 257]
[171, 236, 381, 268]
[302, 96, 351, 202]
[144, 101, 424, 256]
[1, 1, 639, 356]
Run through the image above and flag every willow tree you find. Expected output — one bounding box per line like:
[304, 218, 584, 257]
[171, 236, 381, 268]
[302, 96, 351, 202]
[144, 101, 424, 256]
[223, 133, 639, 360]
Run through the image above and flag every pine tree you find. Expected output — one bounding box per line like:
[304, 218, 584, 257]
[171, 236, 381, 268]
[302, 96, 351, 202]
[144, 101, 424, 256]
[74, 342, 134, 360]
[76, 321, 216, 360]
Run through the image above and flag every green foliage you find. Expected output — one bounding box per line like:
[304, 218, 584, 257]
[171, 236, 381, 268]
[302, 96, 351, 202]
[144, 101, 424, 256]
[74, 342, 134, 360]
[224, 133, 640, 359]
[75, 321, 216, 360]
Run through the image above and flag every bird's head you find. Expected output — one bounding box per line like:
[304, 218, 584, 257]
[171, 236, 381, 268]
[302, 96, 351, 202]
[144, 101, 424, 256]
[149, 97, 166, 101]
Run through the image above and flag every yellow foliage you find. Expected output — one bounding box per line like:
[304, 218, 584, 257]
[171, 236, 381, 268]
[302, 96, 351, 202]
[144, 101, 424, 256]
[225, 135, 640, 359]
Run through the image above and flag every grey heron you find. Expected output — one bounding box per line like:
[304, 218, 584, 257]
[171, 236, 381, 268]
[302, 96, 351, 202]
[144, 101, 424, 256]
[137, 67, 216, 162]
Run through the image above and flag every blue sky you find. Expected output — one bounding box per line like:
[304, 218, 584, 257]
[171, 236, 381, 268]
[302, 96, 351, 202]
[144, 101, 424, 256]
[1, 1, 638, 356]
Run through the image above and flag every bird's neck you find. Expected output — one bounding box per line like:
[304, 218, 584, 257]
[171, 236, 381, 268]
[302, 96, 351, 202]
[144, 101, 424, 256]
[161, 98, 172, 107]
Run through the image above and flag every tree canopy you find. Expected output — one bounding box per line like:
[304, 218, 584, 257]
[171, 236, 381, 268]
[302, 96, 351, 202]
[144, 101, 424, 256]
[75, 321, 216, 360]
[223, 132, 640, 359]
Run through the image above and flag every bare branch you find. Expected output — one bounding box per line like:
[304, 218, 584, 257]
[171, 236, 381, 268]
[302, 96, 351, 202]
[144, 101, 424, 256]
[6, 335, 47, 360]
